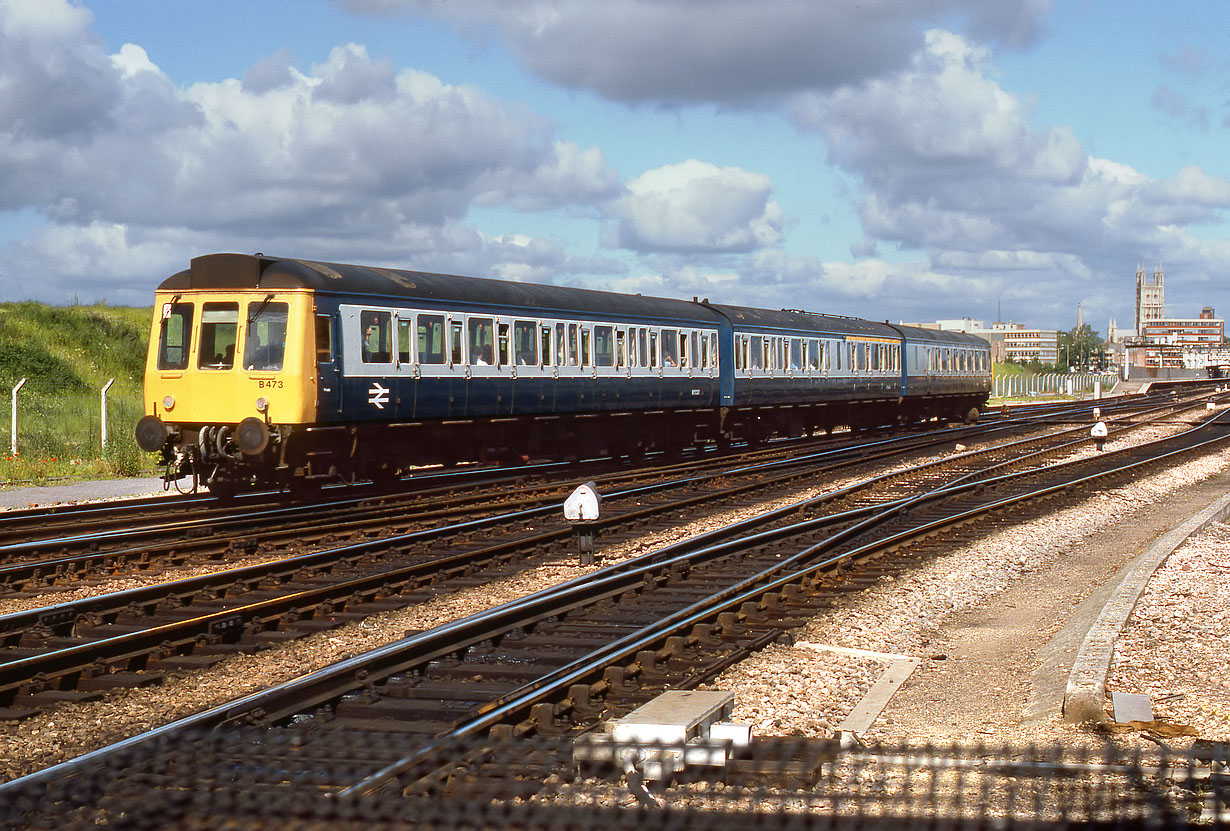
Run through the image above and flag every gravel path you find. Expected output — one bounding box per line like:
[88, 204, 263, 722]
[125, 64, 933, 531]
[703, 448, 1230, 750]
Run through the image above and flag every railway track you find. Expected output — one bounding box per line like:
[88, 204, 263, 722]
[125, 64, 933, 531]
[0, 394, 1202, 716]
[0, 391, 1183, 594]
[1, 393, 1226, 817]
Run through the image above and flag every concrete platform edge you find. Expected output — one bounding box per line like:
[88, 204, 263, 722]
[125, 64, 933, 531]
[1062, 489, 1230, 723]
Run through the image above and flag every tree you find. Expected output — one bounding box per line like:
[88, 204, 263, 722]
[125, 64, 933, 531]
[1057, 324, 1107, 371]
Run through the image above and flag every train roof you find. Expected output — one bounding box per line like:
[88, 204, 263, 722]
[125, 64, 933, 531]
[704, 304, 903, 338]
[159, 255, 991, 349]
[160, 253, 719, 325]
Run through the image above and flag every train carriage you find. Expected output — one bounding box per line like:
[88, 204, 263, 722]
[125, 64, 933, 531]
[137, 253, 992, 496]
[894, 325, 993, 422]
[138, 254, 724, 495]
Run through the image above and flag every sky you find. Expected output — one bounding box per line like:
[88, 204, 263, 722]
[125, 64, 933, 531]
[1, 0, 1229, 334]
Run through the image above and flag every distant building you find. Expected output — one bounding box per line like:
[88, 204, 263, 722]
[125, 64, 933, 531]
[901, 318, 1058, 365]
[1131, 305, 1225, 369]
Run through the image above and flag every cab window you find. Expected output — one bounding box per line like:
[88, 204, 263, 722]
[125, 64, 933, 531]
[157, 302, 193, 370]
[245, 301, 288, 371]
[359, 310, 391, 365]
[200, 303, 239, 370]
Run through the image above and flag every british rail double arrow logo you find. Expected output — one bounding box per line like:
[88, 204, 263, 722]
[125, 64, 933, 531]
[368, 382, 390, 409]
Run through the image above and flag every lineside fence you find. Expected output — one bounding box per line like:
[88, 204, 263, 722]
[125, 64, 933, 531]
[2, 378, 148, 479]
[993, 371, 1120, 399]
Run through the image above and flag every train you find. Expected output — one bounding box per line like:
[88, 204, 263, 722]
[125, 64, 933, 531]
[135, 253, 992, 497]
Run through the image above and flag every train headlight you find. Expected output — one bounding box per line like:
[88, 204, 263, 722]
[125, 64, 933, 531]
[162, 395, 175, 411]
[256, 397, 269, 413]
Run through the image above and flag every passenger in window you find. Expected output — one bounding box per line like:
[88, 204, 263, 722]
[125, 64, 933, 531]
[472, 324, 493, 366]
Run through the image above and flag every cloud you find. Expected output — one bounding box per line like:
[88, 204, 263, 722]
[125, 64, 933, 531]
[791, 30, 1230, 279]
[0, 3, 620, 300]
[1159, 44, 1211, 79]
[342, 0, 1055, 105]
[612, 160, 783, 254]
[1150, 84, 1210, 132]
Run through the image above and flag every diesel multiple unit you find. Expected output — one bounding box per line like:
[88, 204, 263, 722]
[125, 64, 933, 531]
[136, 253, 991, 496]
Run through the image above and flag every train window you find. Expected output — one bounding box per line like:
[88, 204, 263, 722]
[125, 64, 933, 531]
[514, 321, 537, 365]
[662, 330, 678, 367]
[157, 302, 194, 370]
[417, 315, 445, 364]
[808, 340, 820, 371]
[398, 317, 412, 364]
[568, 324, 579, 366]
[450, 321, 464, 366]
[679, 331, 688, 367]
[555, 323, 566, 366]
[199, 303, 239, 370]
[638, 328, 648, 368]
[249, 301, 291, 371]
[594, 326, 614, 366]
[691, 332, 700, 368]
[649, 331, 658, 368]
[315, 315, 334, 365]
[701, 334, 709, 369]
[710, 334, 716, 369]
[580, 327, 592, 367]
[360, 310, 391, 365]
[497, 323, 511, 367]
[789, 339, 802, 371]
[540, 326, 552, 367]
[750, 336, 763, 370]
[469, 318, 494, 366]
[616, 330, 627, 368]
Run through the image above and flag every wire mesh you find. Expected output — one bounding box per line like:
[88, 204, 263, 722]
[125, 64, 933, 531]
[1, 730, 1225, 830]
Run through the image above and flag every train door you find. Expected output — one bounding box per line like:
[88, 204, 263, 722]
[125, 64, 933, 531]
[716, 325, 734, 405]
[315, 312, 342, 419]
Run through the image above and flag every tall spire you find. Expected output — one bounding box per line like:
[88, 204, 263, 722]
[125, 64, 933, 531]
[1076, 302, 1083, 330]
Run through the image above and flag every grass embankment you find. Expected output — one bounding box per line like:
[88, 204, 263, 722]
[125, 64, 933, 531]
[0, 302, 155, 485]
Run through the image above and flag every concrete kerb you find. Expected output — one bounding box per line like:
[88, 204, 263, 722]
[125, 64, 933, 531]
[1062, 489, 1230, 723]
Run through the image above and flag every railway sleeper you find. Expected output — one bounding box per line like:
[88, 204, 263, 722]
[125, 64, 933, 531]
[76, 671, 165, 693]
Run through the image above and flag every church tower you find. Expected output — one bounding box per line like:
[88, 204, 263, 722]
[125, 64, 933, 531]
[1134, 265, 1165, 336]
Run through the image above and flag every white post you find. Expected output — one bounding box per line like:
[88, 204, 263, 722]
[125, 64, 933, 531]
[10, 377, 26, 456]
[101, 378, 115, 451]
